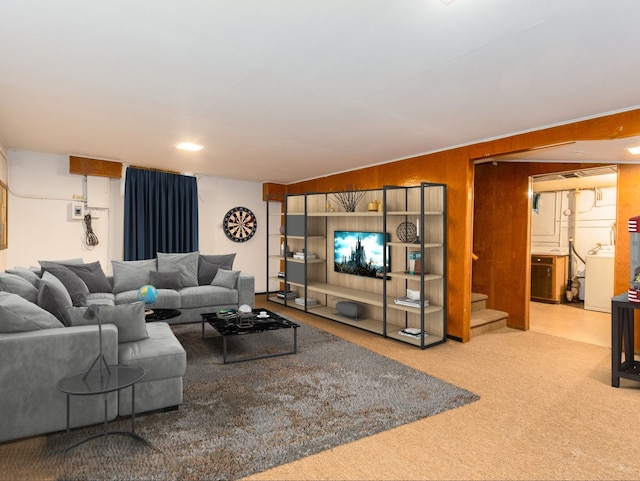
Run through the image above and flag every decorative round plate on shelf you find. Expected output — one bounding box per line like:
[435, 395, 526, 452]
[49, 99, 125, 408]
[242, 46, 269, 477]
[396, 221, 417, 243]
[223, 207, 257, 242]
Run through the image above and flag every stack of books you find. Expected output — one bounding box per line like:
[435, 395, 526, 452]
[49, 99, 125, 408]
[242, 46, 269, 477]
[394, 296, 429, 308]
[408, 250, 422, 275]
[399, 328, 427, 339]
[293, 252, 317, 260]
[277, 290, 296, 300]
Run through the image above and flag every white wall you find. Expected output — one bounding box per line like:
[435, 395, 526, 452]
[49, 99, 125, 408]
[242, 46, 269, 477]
[531, 187, 617, 257]
[0, 143, 7, 270]
[7, 150, 111, 269]
[6, 150, 267, 292]
[531, 186, 617, 300]
[196, 175, 266, 292]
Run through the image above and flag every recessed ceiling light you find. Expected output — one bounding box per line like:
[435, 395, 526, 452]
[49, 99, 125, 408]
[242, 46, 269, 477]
[176, 142, 203, 152]
[627, 146, 640, 155]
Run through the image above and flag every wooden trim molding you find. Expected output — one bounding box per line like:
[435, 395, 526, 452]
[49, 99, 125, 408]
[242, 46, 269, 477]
[69, 156, 122, 178]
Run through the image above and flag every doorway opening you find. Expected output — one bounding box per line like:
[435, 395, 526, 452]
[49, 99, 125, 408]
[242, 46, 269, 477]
[528, 166, 616, 347]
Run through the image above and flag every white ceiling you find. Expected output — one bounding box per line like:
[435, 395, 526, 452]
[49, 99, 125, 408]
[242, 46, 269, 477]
[1, 0, 640, 184]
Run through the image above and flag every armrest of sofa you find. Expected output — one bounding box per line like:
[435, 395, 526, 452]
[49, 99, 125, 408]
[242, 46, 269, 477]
[237, 272, 255, 308]
[0, 324, 119, 443]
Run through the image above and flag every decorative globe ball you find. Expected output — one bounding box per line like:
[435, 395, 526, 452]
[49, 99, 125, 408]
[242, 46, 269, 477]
[137, 285, 158, 305]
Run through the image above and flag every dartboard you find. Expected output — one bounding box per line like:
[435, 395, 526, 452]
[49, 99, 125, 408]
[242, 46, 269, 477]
[223, 207, 257, 242]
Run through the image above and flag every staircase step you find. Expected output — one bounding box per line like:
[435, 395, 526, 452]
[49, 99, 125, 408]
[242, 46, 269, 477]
[470, 308, 508, 337]
[471, 292, 488, 312]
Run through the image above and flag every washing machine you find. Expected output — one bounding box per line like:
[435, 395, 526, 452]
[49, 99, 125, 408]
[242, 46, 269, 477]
[584, 246, 615, 313]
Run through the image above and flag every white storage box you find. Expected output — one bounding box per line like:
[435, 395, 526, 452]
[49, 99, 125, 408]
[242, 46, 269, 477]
[295, 297, 317, 306]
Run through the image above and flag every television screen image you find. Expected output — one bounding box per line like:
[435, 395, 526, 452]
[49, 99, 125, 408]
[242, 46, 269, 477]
[334, 230, 389, 279]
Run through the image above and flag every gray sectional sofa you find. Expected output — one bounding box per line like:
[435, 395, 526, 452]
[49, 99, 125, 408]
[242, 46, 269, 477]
[0, 251, 255, 443]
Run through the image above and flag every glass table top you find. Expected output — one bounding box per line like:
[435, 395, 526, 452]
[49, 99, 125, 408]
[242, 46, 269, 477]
[57, 364, 145, 396]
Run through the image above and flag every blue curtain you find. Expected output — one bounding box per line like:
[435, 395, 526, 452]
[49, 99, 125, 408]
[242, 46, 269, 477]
[124, 167, 199, 260]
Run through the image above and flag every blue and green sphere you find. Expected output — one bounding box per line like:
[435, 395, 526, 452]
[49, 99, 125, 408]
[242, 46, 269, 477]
[137, 285, 158, 304]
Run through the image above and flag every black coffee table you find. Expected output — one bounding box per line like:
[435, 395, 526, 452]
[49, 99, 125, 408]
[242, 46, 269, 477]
[145, 308, 181, 322]
[201, 309, 299, 364]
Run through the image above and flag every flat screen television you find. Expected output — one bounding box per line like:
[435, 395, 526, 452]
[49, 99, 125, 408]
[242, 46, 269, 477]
[334, 230, 389, 279]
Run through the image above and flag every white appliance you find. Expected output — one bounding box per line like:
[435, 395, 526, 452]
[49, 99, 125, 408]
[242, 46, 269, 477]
[584, 246, 615, 313]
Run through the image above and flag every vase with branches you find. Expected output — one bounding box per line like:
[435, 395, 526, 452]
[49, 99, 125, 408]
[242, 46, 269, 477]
[332, 185, 366, 212]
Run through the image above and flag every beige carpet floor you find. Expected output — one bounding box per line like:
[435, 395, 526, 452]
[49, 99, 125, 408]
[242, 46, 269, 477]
[2, 298, 640, 481]
[245, 301, 640, 481]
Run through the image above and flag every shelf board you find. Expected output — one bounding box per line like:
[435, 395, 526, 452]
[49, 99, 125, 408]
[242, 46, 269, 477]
[386, 242, 442, 248]
[309, 305, 384, 334]
[306, 282, 384, 306]
[307, 211, 382, 217]
[385, 323, 445, 347]
[272, 235, 325, 240]
[286, 258, 325, 264]
[387, 210, 443, 216]
[387, 272, 442, 282]
[386, 301, 442, 315]
[306, 210, 443, 217]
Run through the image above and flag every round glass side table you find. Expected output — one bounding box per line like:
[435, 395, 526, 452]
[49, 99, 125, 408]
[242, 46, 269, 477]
[57, 364, 146, 452]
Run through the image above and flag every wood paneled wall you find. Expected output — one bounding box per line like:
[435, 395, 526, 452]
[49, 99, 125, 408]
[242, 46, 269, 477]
[473, 161, 607, 330]
[264, 108, 640, 342]
[69, 156, 122, 178]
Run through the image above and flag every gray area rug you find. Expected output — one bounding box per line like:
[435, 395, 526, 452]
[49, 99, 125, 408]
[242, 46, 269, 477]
[45, 317, 479, 480]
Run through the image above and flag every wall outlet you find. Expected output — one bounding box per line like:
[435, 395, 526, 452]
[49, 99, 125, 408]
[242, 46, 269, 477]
[70, 202, 84, 220]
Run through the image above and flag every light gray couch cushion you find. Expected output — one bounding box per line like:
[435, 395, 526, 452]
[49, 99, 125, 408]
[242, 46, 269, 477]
[86, 292, 116, 306]
[158, 251, 199, 288]
[0, 272, 39, 303]
[179, 285, 238, 309]
[0, 292, 64, 332]
[118, 322, 186, 381]
[67, 301, 149, 343]
[116, 288, 181, 309]
[111, 259, 157, 294]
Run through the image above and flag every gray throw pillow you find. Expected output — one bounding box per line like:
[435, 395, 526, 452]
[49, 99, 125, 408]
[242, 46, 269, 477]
[0, 292, 64, 332]
[0, 272, 39, 303]
[198, 253, 236, 285]
[40, 264, 89, 307]
[67, 301, 149, 343]
[111, 259, 157, 294]
[38, 283, 72, 327]
[38, 258, 84, 267]
[211, 269, 240, 289]
[63, 261, 112, 293]
[37, 272, 74, 327]
[158, 251, 199, 288]
[5, 267, 40, 288]
[149, 270, 182, 290]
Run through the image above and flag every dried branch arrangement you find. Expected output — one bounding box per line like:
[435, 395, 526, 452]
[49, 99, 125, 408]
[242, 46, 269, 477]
[332, 185, 366, 212]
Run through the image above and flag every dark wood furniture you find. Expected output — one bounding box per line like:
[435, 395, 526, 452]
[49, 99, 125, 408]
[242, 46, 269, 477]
[611, 293, 640, 387]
